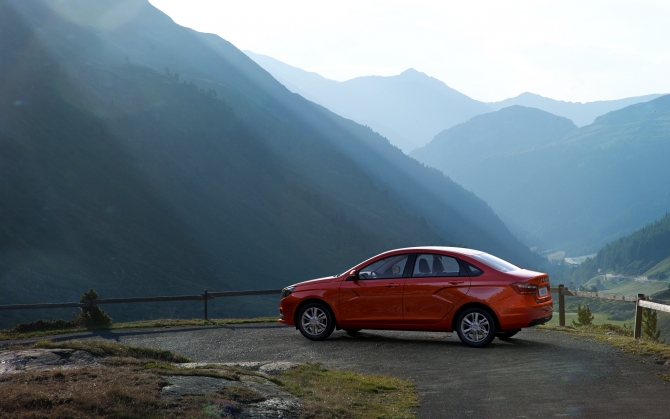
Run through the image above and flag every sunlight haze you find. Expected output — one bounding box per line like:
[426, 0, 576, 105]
[149, 0, 670, 102]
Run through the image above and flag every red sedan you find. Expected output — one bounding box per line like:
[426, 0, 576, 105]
[278, 247, 552, 347]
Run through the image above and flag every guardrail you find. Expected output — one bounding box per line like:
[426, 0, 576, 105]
[0, 289, 283, 321]
[551, 285, 670, 339]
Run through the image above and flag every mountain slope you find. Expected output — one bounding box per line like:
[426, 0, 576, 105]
[1, 0, 539, 326]
[565, 213, 670, 288]
[410, 106, 577, 179]
[413, 95, 670, 254]
[245, 51, 492, 152]
[489, 92, 664, 127]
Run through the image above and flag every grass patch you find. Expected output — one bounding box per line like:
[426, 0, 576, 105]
[0, 341, 420, 418]
[0, 316, 277, 341]
[279, 363, 418, 419]
[546, 311, 632, 327]
[33, 340, 192, 363]
[539, 324, 670, 361]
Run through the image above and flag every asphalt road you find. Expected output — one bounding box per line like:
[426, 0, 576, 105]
[24, 324, 670, 418]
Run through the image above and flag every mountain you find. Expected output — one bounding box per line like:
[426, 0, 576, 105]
[0, 0, 538, 327]
[410, 106, 577, 177]
[245, 51, 492, 153]
[489, 92, 664, 127]
[564, 213, 670, 288]
[412, 96, 670, 255]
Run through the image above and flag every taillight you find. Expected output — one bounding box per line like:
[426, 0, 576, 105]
[510, 282, 538, 294]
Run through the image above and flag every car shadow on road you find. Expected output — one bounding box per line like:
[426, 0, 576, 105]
[325, 330, 556, 351]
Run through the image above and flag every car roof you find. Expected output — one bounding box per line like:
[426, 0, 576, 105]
[387, 246, 483, 256]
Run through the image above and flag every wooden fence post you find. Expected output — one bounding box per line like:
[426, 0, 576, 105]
[203, 289, 208, 320]
[634, 293, 645, 339]
[558, 284, 565, 327]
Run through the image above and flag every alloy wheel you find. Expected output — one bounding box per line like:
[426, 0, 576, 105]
[460, 311, 491, 343]
[301, 306, 328, 336]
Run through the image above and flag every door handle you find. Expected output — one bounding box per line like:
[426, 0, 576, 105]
[448, 281, 464, 285]
[385, 284, 399, 288]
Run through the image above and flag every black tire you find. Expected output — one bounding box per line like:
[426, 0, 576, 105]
[296, 302, 335, 341]
[496, 331, 519, 341]
[456, 307, 497, 348]
[344, 328, 361, 335]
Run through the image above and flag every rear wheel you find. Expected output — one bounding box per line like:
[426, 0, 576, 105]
[496, 330, 519, 341]
[456, 308, 497, 348]
[297, 302, 335, 341]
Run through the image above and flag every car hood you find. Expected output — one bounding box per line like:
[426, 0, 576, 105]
[293, 276, 336, 288]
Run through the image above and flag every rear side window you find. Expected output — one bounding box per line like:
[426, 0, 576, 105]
[465, 263, 484, 276]
[412, 254, 464, 277]
[359, 254, 409, 279]
[471, 253, 519, 272]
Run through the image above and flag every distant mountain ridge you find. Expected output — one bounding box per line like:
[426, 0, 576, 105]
[489, 92, 664, 127]
[412, 95, 670, 254]
[246, 51, 492, 152]
[246, 52, 664, 153]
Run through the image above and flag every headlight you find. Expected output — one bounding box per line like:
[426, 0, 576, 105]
[281, 285, 295, 299]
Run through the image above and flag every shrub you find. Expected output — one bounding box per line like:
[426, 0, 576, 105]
[642, 308, 662, 342]
[79, 288, 113, 327]
[572, 304, 594, 326]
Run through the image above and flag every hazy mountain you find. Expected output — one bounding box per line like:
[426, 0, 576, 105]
[489, 92, 664, 127]
[1, 0, 538, 326]
[410, 106, 577, 175]
[245, 51, 492, 153]
[412, 96, 670, 255]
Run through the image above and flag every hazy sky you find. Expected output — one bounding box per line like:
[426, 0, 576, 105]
[149, 0, 670, 103]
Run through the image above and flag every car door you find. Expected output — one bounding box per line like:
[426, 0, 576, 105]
[403, 253, 471, 324]
[339, 254, 409, 325]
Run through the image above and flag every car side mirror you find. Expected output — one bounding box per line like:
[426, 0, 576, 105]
[347, 270, 358, 281]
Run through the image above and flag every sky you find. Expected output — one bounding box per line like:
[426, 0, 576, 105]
[149, 0, 670, 103]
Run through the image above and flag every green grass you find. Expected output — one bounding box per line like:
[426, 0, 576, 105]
[546, 311, 633, 328]
[280, 363, 419, 419]
[644, 256, 670, 280]
[33, 340, 192, 363]
[0, 317, 277, 341]
[582, 276, 669, 296]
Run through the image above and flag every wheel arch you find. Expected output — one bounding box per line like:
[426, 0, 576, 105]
[293, 298, 338, 329]
[451, 302, 500, 332]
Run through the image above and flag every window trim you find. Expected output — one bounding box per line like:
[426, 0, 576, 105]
[408, 252, 469, 278]
[358, 253, 411, 280]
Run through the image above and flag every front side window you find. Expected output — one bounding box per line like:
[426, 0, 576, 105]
[359, 254, 408, 279]
[412, 254, 463, 277]
[471, 253, 519, 272]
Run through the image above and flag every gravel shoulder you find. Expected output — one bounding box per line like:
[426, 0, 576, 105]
[11, 324, 670, 418]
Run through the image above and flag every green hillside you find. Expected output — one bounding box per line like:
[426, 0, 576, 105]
[0, 0, 539, 327]
[564, 213, 670, 290]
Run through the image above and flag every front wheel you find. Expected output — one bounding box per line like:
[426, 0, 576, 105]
[456, 308, 497, 348]
[297, 302, 335, 341]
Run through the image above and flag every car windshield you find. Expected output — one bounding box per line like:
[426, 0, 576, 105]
[471, 253, 519, 272]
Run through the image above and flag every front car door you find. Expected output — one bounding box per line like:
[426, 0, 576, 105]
[339, 253, 409, 325]
[403, 253, 471, 324]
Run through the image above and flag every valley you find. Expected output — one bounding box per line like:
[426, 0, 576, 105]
[1, 0, 669, 336]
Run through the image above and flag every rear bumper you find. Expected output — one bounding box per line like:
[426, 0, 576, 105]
[496, 298, 553, 330]
[527, 314, 552, 327]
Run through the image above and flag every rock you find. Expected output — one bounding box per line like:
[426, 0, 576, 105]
[0, 349, 97, 374]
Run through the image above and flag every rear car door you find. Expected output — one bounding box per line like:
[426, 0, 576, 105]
[339, 254, 409, 325]
[403, 253, 471, 324]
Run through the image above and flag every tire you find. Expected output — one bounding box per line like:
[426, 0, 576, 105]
[456, 307, 497, 348]
[297, 302, 335, 341]
[496, 331, 519, 341]
[344, 328, 361, 335]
